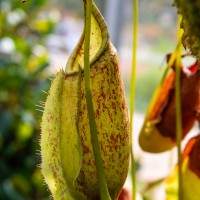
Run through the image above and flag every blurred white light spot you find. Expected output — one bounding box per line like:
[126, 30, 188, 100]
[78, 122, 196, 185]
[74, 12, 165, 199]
[7, 9, 26, 26]
[0, 37, 15, 53]
[33, 45, 46, 56]
[49, 10, 61, 22]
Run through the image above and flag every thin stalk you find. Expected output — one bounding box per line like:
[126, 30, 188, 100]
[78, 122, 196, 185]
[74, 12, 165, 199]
[130, 0, 138, 199]
[175, 15, 183, 200]
[83, 1, 111, 200]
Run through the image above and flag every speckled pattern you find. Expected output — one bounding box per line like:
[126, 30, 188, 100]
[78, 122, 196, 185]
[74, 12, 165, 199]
[75, 42, 130, 200]
[41, 3, 130, 198]
[41, 71, 85, 200]
[41, 71, 70, 199]
[41, 42, 130, 200]
[175, 0, 200, 59]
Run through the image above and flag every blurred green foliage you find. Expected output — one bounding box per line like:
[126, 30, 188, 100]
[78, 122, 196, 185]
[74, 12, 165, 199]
[0, 0, 56, 199]
[135, 67, 163, 112]
[124, 66, 163, 113]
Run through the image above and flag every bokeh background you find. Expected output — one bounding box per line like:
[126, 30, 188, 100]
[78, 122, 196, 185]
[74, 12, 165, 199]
[1, 0, 197, 199]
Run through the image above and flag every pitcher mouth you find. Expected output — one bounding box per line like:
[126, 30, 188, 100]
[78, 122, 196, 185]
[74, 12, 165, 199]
[65, 2, 109, 75]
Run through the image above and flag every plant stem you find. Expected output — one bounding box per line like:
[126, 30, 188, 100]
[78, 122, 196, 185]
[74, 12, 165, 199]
[83, 1, 111, 200]
[130, 0, 138, 199]
[175, 15, 183, 200]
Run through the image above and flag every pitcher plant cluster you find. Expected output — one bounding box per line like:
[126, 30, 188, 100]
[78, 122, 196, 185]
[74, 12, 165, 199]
[38, 0, 200, 199]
